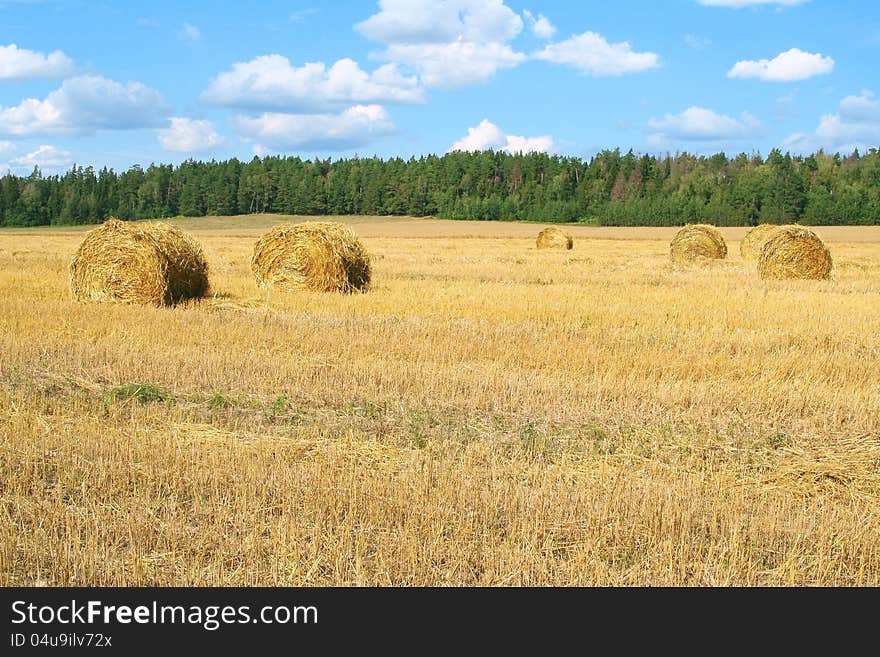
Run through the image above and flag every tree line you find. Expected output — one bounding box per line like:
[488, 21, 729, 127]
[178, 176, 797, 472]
[1, 147, 878, 227]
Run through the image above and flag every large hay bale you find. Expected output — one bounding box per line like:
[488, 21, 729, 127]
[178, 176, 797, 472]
[757, 225, 832, 280]
[70, 218, 209, 306]
[536, 226, 573, 250]
[252, 222, 371, 293]
[669, 224, 727, 264]
[740, 224, 780, 261]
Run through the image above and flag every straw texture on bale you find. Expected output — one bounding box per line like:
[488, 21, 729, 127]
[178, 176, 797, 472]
[740, 224, 780, 261]
[252, 222, 371, 293]
[69, 218, 209, 306]
[669, 224, 727, 264]
[757, 225, 832, 280]
[536, 226, 573, 250]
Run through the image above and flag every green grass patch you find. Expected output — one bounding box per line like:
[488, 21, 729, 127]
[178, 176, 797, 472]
[105, 384, 173, 406]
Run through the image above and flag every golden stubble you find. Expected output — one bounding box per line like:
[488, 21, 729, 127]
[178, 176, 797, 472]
[1, 216, 879, 586]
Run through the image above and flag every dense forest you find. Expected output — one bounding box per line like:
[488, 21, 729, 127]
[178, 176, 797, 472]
[2, 147, 879, 227]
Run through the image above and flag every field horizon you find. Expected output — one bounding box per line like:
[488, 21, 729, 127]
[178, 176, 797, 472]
[4, 213, 880, 243]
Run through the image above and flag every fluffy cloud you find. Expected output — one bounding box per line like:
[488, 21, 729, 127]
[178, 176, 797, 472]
[356, 2, 658, 86]
[785, 90, 880, 154]
[449, 118, 505, 150]
[449, 118, 554, 153]
[356, 0, 526, 87]
[203, 47, 422, 152]
[0, 43, 75, 81]
[838, 91, 880, 122]
[201, 55, 424, 111]
[504, 133, 555, 154]
[697, 0, 809, 7]
[157, 117, 224, 152]
[0, 75, 169, 137]
[533, 32, 659, 76]
[10, 144, 74, 171]
[523, 9, 555, 40]
[232, 104, 395, 152]
[647, 106, 761, 144]
[382, 42, 524, 88]
[356, 0, 523, 44]
[728, 48, 833, 82]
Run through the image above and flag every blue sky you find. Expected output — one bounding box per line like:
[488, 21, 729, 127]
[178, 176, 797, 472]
[1, 0, 878, 174]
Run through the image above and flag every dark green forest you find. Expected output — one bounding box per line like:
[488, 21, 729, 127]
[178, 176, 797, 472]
[2, 147, 878, 227]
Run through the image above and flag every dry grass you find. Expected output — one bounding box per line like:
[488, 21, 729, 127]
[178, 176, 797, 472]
[69, 218, 209, 305]
[2, 216, 880, 586]
[252, 222, 371, 293]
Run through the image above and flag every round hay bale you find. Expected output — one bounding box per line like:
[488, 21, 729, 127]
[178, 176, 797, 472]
[669, 224, 727, 264]
[69, 218, 209, 306]
[536, 226, 573, 250]
[757, 225, 832, 280]
[252, 222, 371, 293]
[740, 224, 780, 262]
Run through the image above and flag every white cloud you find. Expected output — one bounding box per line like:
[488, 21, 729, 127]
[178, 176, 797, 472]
[697, 0, 809, 7]
[0, 75, 170, 137]
[728, 48, 833, 82]
[838, 91, 880, 122]
[356, 0, 523, 44]
[0, 43, 75, 81]
[201, 55, 424, 111]
[179, 23, 201, 41]
[534, 31, 660, 76]
[232, 104, 395, 152]
[10, 144, 73, 171]
[785, 90, 880, 154]
[449, 118, 554, 153]
[523, 9, 555, 40]
[647, 106, 761, 144]
[356, 0, 526, 88]
[450, 118, 506, 151]
[504, 133, 555, 154]
[157, 117, 224, 152]
[814, 114, 880, 144]
[382, 42, 524, 87]
[357, 2, 656, 85]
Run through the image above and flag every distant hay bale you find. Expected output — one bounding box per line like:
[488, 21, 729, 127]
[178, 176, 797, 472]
[757, 225, 832, 280]
[740, 224, 780, 262]
[669, 224, 727, 264]
[252, 222, 371, 293]
[70, 218, 209, 306]
[536, 226, 573, 250]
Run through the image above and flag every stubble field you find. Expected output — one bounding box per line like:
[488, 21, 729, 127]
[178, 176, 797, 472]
[2, 215, 879, 585]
